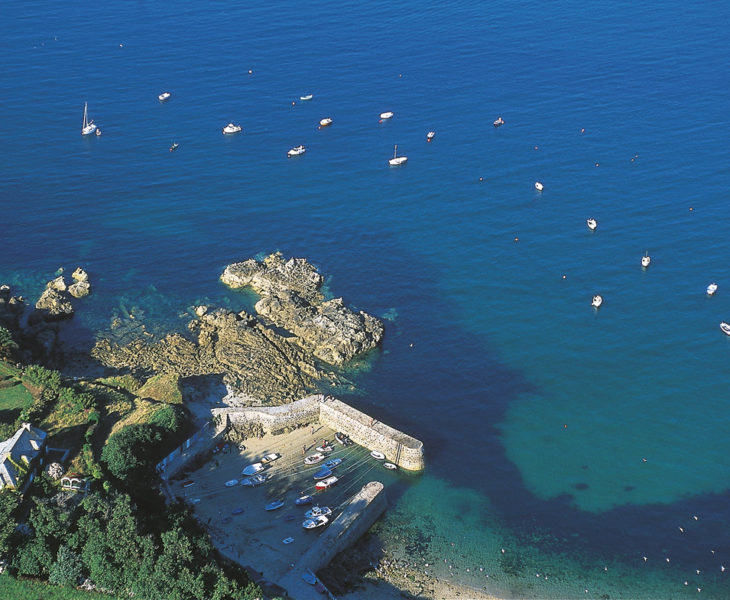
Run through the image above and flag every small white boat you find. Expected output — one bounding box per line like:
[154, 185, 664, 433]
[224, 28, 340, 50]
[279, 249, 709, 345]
[370, 451, 385, 460]
[380, 111, 394, 120]
[158, 91, 171, 102]
[721, 322, 730, 336]
[169, 142, 179, 152]
[427, 131, 435, 142]
[707, 283, 718, 296]
[302, 515, 329, 529]
[81, 102, 97, 136]
[241, 473, 268, 487]
[242, 462, 264, 476]
[324, 458, 342, 469]
[260, 452, 281, 464]
[493, 116, 504, 127]
[315, 476, 339, 490]
[534, 181, 544, 192]
[287, 145, 306, 157]
[587, 218, 597, 231]
[300, 94, 313, 101]
[305, 506, 332, 518]
[389, 144, 407, 166]
[315, 443, 333, 453]
[265, 500, 285, 511]
[641, 253, 651, 268]
[383, 462, 397, 470]
[225, 479, 239, 487]
[304, 452, 325, 465]
[295, 494, 313, 506]
[592, 295, 603, 308]
[319, 117, 332, 127]
[222, 123, 242, 134]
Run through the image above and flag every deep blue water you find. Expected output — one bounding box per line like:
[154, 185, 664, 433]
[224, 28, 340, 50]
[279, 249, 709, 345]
[2, 1, 730, 597]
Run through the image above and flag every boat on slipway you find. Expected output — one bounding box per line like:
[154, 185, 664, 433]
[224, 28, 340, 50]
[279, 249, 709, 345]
[302, 515, 329, 529]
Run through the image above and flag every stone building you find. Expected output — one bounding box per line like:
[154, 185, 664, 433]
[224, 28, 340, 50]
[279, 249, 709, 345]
[0, 423, 47, 491]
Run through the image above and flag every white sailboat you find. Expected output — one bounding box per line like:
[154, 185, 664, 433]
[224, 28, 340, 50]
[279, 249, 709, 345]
[81, 102, 97, 136]
[388, 144, 407, 166]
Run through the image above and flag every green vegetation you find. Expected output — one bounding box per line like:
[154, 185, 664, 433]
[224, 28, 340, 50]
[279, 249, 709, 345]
[136, 373, 183, 404]
[0, 574, 114, 599]
[0, 378, 33, 426]
[0, 326, 18, 360]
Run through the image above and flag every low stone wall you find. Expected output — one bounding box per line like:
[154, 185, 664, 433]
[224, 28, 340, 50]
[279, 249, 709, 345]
[319, 399, 425, 471]
[212, 394, 321, 434]
[278, 481, 386, 599]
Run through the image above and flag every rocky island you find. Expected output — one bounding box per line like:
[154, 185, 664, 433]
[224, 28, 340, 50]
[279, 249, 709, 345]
[92, 253, 384, 405]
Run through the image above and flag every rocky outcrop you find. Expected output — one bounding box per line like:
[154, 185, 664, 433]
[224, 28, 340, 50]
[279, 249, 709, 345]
[92, 307, 334, 405]
[35, 286, 74, 321]
[0, 285, 26, 330]
[69, 267, 91, 298]
[222, 253, 383, 365]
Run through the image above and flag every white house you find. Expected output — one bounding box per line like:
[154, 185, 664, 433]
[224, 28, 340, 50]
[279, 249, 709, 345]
[0, 423, 47, 490]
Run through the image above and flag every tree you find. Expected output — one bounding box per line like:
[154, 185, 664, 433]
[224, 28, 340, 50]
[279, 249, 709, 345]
[0, 489, 20, 557]
[49, 544, 83, 586]
[0, 326, 17, 359]
[101, 424, 162, 482]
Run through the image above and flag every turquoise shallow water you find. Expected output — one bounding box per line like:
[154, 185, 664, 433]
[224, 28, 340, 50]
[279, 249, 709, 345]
[2, 1, 730, 597]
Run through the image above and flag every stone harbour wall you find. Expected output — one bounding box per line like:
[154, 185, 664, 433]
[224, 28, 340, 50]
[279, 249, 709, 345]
[319, 399, 425, 471]
[212, 394, 321, 434]
[214, 394, 425, 471]
[278, 481, 387, 598]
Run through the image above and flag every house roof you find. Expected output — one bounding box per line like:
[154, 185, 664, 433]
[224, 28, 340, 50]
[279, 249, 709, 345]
[0, 423, 47, 489]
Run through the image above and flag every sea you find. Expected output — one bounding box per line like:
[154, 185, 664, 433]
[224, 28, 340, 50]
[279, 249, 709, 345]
[2, 1, 730, 598]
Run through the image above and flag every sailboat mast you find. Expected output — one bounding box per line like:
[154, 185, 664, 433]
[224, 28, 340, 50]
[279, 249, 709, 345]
[393, 144, 397, 159]
[83, 102, 88, 128]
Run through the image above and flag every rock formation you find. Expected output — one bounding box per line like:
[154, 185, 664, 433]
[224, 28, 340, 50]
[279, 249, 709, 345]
[69, 267, 91, 298]
[221, 253, 383, 365]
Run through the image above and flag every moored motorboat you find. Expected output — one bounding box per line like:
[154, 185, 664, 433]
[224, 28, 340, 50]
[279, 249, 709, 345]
[592, 294, 603, 308]
[721, 322, 730, 336]
[241, 473, 267, 487]
[383, 462, 397, 470]
[427, 131, 435, 142]
[707, 283, 718, 296]
[587, 218, 597, 231]
[334, 432, 352, 446]
[389, 144, 407, 166]
[534, 181, 544, 192]
[283, 537, 295, 544]
[265, 500, 285, 511]
[493, 116, 504, 127]
[222, 123, 242, 134]
[300, 94, 313, 101]
[313, 467, 333, 481]
[323, 458, 342, 469]
[319, 117, 332, 127]
[380, 111, 394, 120]
[242, 462, 264, 476]
[304, 452, 325, 465]
[287, 145, 306, 157]
[305, 506, 332, 518]
[295, 494, 313, 506]
[315, 443, 333, 453]
[370, 451, 385, 460]
[225, 479, 239, 487]
[302, 515, 329, 529]
[158, 91, 171, 102]
[260, 452, 281, 464]
[169, 142, 179, 152]
[315, 476, 339, 490]
[81, 102, 97, 136]
[641, 253, 651, 268]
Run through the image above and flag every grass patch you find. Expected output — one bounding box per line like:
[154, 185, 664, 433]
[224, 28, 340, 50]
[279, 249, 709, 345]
[95, 374, 142, 393]
[0, 378, 34, 424]
[0, 574, 117, 599]
[136, 373, 182, 404]
[0, 361, 19, 379]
